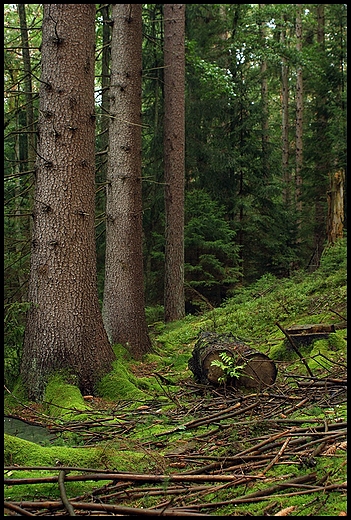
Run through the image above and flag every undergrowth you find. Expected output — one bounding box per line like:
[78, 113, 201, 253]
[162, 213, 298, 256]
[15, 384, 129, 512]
[4, 238, 347, 516]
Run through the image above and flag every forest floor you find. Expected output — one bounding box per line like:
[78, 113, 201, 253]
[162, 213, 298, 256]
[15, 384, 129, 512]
[4, 245, 347, 516]
[4, 353, 347, 516]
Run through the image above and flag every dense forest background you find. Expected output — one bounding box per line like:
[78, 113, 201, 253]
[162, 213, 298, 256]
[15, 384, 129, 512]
[4, 4, 347, 392]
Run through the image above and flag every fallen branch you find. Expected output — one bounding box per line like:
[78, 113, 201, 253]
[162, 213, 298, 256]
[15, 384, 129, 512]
[4, 471, 267, 486]
[58, 470, 76, 516]
[6, 500, 214, 516]
[276, 322, 314, 377]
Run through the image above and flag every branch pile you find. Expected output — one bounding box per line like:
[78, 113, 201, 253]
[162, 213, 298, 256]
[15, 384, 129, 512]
[4, 370, 347, 516]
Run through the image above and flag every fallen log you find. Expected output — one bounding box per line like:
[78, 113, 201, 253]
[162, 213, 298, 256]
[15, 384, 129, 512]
[284, 323, 337, 347]
[188, 331, 277, 389]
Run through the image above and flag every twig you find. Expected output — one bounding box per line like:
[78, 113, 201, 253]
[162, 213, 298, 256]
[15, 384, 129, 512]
[6, 500, 218, 516]
[154, 401, 259, 436]
[275, 322, 314, 377]
[58, 470, 76, 516]
[4, 501, 36, 516]
[260, 436, 291, 475]
[4, 471, 268, 486]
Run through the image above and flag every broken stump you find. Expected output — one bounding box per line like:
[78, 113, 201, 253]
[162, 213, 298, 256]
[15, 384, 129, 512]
[188, 331, 277, 390]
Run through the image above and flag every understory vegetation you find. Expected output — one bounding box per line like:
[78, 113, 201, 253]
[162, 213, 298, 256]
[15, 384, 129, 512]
[4, 239, 347, 516]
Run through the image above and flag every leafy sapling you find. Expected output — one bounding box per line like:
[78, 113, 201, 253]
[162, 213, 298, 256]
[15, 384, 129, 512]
[210, 351, 245, 384]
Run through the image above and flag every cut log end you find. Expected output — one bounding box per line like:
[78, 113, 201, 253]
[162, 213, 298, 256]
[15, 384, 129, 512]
[237, 353, 277, 389]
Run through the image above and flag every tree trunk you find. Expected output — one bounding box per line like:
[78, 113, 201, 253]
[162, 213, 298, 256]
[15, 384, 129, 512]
[21, 4, 115, 401]
[327, 170, 345, 244]
[259, 4, 269, 176]
[188, 332, 277, 390]
[16, 3, 36, 301]
[281, 13, 290, 206]
[312, 4, 329, 268]
[103, 4, 152, 359]
[163, 4, 186, 322]
[295, 4, 303, 232]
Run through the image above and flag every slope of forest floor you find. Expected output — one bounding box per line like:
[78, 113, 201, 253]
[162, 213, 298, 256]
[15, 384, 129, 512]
[4, 240, 347, 516]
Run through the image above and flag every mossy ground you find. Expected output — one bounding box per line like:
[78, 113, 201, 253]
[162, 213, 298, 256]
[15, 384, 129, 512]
[4, 240, 347, 515]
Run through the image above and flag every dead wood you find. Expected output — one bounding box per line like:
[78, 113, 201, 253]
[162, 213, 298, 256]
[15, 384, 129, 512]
[4, 365, 346, 516]
[7, 500, 213, 516]
[276, 321, 314, 377]
[188, 331, 277, 388]
[58, 470, 76, 516]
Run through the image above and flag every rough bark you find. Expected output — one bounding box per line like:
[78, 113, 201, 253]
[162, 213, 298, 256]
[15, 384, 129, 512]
[295, 4, 303, 224]
[188, 332, 277, 390]
[259, 4, 269, 175]
[103, 4, 152, 359]
[17, 3, 36, 171]
[284, 323, 336, 347]
[327, 170, 345, 244]
[21, 4, 115, 401]
[280, 13, 290, 205]
[312, 4, 329, 268]
[163, 4, 186, 322]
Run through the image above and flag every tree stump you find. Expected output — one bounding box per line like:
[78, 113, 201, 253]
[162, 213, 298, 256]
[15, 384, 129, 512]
[188, 331, 277, 390]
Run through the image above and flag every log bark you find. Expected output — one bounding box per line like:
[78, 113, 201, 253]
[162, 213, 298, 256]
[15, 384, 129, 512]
[188, 332, 277, 389]
[284, 323, 336, 347]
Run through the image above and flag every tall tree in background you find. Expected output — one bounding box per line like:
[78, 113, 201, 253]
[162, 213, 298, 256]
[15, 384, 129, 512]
[259, 4, 269, 176]
[295, 4, 303, 229]
[311, 4, 329, 268]
[21, 4, 115, 400]
[163, 4, 186, 322]
[280, 11, 290, 206]
[95, 4, 112, 300]
[327, 170, 345, 245]
[17, 4, 36, 175]
[103, 4, 152, 358]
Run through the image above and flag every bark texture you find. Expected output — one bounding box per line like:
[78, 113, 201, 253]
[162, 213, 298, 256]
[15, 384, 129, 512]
[103, 4, 152, 359]
[281, 13, 290, 205]
[163, 4, 186, 322]
[327, 170, 345, 244]
[295, 4, 303, 220]
[21, 4, 115, 401]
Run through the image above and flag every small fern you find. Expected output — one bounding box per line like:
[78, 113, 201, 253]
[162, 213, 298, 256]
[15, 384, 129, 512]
[211, 351, 245, 383]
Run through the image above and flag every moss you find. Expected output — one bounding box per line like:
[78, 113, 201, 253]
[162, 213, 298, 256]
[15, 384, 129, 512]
[308, 338, 344, 373]
[4, 434, 156, 474]
[4, 377, 32, 414]
[44, 373, 91, 419]
[4, 434, 101, 467]
[269, 341, 297, 362]
[4, 434, 156, 502]
[96, 359, 151, 402]
[328, 330, 347, 350]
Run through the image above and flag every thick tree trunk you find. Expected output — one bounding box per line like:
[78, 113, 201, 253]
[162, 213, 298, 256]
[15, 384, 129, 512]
[163, 4, 186, 322]
[188, 332, 277, 390]
[21, 4, 115, 401]
[103, 4, 152, 359]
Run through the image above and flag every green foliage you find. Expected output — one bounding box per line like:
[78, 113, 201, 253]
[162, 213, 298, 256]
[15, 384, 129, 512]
[184, 189, 242, 307]
[4, 242, 346, 516]
[44, 373, 92, 419]
[210, 351, 245, 383]
[318, 238, 347, 275]
[145, 305, 164, 325]
[4, 302, 31, 391]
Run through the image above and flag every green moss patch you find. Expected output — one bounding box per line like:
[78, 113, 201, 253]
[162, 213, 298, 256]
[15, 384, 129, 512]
[43, 373, 92, 419]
